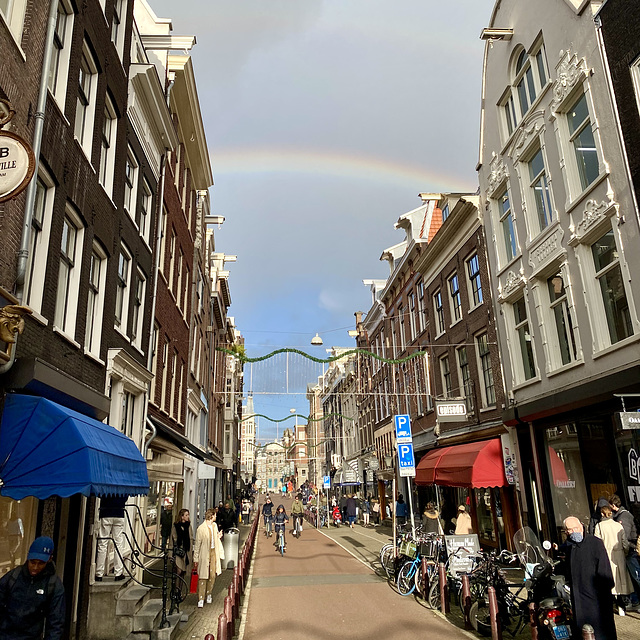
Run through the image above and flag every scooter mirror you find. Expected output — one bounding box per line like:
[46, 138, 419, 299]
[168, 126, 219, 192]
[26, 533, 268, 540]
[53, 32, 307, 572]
[542, 540, 552, 550]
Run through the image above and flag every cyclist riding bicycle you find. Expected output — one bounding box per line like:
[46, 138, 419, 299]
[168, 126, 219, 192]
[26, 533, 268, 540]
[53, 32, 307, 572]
[262, 497, 274, 535]
[273, 504, 289, 552]
[291, 495, 304, 535]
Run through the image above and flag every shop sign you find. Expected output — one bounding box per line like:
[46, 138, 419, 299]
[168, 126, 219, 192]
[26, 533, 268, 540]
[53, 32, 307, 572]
[0, 101, 35, 203]
[619, 412, 640, 430]
[444, 534, 480, 574]
[368, 457, 379, 471]
[500, 432, 517, 486]
[627, 448, 640, 503]
[398, 442, 416, 478]
[435, 399, 467, 423]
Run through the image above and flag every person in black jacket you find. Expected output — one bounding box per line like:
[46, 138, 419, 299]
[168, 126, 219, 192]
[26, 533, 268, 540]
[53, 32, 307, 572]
[0, 536, 65, 640]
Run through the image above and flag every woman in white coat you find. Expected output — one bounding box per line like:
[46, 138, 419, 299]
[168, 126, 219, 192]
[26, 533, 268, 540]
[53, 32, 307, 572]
[192, 508, 225, 608]
[595, 504, 634, 613]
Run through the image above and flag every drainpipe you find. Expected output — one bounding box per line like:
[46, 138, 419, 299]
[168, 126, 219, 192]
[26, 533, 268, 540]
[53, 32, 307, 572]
[0, 0, 58, 377]
[143, 417, 157, 459]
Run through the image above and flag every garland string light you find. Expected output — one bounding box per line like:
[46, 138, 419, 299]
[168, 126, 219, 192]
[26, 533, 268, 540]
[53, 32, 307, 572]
[240, 412, 353, 423]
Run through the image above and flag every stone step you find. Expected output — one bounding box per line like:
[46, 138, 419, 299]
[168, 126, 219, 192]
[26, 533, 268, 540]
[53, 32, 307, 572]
[150, 613, 182, 640]
[116, 585, 152, 616]
[124, 634, 150, 640]
[133, 599, 163, 633]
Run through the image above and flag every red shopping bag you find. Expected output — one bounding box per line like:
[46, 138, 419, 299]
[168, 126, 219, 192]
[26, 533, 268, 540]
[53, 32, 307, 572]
[190, 569, 198, 594]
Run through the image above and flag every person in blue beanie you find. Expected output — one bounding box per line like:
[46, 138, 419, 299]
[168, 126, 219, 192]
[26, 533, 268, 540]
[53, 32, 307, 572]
[0, 536, 65, 640]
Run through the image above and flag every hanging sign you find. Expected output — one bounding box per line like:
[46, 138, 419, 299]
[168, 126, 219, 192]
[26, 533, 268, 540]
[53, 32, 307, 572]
[619, 412, 640, 430]
[434, 399, 467, 423]
[0, 100, 35, 203]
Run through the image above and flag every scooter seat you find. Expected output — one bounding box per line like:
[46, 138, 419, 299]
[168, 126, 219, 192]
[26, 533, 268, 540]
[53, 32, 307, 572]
[539, 597, 564, 609]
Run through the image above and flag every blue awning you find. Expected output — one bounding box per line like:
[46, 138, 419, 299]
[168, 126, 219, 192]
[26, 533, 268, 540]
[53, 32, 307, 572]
[0, 394, 149, 499]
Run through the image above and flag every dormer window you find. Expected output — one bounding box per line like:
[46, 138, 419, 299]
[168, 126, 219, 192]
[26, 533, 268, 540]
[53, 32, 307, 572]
[441, 203, 450, 222]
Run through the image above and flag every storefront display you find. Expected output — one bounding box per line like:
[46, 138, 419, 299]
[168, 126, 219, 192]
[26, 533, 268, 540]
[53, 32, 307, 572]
[0, 496, 37, 576]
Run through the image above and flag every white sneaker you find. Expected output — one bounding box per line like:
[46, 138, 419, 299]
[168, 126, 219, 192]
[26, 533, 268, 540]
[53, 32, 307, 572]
[197, 600, 204, 608]
[206, 595, 212, 604]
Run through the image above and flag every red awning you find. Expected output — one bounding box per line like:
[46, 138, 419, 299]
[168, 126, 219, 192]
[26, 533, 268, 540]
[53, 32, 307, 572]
[415, 438, 508, 489]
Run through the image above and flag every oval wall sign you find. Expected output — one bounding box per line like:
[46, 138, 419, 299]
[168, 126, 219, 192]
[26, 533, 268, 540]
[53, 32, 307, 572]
[0, 129, 35, 203]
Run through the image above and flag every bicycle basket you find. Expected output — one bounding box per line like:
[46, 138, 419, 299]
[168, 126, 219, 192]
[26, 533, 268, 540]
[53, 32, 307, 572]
[399, 540, 418, 559]
[419, 539, 437, 558]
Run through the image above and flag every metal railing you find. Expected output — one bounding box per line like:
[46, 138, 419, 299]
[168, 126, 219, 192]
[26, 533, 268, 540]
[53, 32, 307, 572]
[95, 502, 188, 629]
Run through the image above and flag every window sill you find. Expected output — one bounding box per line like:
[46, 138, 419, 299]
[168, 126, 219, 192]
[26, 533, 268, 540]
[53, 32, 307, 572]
[114, 325, 130, 342]
[0, 13, 26, 61]
[434, 331, 446, 341]
[130, 342, 145, 358]
[511, 375, 541, 392]
[73, 137, 97, 173]
[546, 358, 584, 378]
[53, 326, 81, 350]
[467, 302, 484, 315]
[98, 182, 117, 208]
[592, 333, 640, 361]
[47, 89, 71, 126]
[479, 406, 497, 413]
[496, 254, 523, 278]
[84, 348, 105, 366]
[27, 309, 49, 327]
[450, 317, 464, 329]
[564, 171, 610, 215]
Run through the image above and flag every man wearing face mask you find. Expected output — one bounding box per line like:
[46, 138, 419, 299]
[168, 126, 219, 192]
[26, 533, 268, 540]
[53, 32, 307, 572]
[561, 516, 617, 640]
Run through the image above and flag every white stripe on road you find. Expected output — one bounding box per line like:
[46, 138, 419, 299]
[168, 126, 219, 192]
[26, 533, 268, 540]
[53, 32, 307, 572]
[317, 528, 378, 573]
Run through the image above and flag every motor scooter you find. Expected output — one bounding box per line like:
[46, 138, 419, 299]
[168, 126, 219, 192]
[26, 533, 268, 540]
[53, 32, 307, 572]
[513, 527, 572, 640]
[332, 505, 342, 527]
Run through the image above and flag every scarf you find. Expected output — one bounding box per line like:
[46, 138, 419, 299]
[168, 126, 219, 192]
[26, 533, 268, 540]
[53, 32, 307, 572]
[174, 521, 191, 552]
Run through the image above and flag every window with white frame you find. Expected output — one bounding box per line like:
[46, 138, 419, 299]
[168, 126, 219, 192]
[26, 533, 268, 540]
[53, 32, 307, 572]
[417, 280, 425, 333]
[398, 305, 406, 351]
[466, 254, 483, 307]
[497, 187, 517, 265]
[99, 93, 117, 195]
[160, 336, 169, 412]
[54, 207, 84, 337]
[74, 41, 99, 156]
[25, 173, 55, 314]
[631, 55, 640, 119]
[158, 206, 167, 273]
[408, 290, 416, 342]
[150, 323, 159, 404]
[513, 295, 537, 381]
[121, 389, 135, 438]
[111, 0, 127, 57]
[170, 349, 178, 418]
[456, 346, 473, 411]
[448, 273, 462, 323]
[85, 242, 107, 356]
[434, 290, 445, 335]
[441, 203, 450, 222]
[168, 230, 176, 289]
[566, 92, 600, 192]
[177, 360, 184, 422]
[526, 146, 554, 234]
[390, 319, 397, 359]
[440, 355, 452, 398]
[131, 268, 146, 348]
[47, 1, 74, 106]
[182, 266, 190, 315]
[475, 333, 496, 407]
[140, 178, 152, 244]
[114, 245, 131, 333]
[546, 271, 578, 366]
[500, 88, 518, 139]
[123, 146, 139, 216]
[176, 250, 183, 304]
[591, 230, 633, 345]
[0, 0, 27, 42]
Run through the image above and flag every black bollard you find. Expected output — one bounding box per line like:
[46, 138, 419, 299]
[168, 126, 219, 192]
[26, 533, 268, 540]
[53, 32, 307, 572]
[461, 574, 472, 630]
[488, 586, 502, 640]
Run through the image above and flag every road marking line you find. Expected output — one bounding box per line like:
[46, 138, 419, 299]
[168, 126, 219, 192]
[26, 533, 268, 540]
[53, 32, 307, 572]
[317, 528, 378, 573]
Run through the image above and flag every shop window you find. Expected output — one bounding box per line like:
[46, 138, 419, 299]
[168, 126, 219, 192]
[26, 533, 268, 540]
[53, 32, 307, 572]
[544, 424, 591, 534]
[0, 496, 38, 577]
[144, 481, 176, 555]
[474, 488, 505, 548]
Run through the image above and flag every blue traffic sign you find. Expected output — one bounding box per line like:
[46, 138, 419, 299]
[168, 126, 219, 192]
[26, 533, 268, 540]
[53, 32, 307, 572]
[397, 442, 416, 477]
[323, 475, 331, 489]
[394, 414, 412, 443]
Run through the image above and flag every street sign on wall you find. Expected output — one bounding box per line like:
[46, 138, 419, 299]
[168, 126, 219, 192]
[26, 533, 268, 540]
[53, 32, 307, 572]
[398, 442, 416, 477]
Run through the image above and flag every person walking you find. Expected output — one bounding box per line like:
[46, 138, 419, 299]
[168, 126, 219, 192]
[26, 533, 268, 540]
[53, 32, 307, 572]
[95, 495, 127, 581]
[594, 504, 634, 614]
[395, 495, 408, 525]
[171, 509, 193, 578]
[346, 494, 357, 528]
[561, 516, 617, 640]
[192, 509, 224, 608]
[0, 536, 65, 640]
[455, 505, 473, 535]
[372, 498, 380, 525]
[362, 496, 371, 527]
[610, 494, 640, 604]
[422, 502, 444, 535]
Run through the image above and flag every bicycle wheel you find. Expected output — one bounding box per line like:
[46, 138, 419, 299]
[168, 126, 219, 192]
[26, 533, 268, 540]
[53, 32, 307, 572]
[380, 545, 395, 578]
[469, 600, 492, 636]
[427, 579, 441, 610]
[415, 561, 434, 597]
[279, 533, 284, 556]
[397, 561, 417, 596]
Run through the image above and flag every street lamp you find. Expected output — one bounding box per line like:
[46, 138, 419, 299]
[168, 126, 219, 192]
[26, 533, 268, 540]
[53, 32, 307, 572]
[311, 333, 323, 345]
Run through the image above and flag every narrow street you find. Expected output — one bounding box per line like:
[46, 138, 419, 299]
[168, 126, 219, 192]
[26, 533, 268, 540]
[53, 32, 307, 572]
[238, 498, 469, 640]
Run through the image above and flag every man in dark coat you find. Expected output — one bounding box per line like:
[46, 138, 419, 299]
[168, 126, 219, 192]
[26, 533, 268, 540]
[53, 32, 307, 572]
[561, 516, 616, 640]
[0, 536, 65, 640]
[345, 494, 357, 528]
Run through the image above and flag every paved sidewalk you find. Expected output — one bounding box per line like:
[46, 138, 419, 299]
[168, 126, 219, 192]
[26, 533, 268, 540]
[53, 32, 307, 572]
[173, 513, 255, 640]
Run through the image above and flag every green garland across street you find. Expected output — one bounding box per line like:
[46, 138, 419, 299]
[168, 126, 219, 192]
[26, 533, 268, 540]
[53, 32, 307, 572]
[216, 345, 427, 365]
[239, 412, 353, 423]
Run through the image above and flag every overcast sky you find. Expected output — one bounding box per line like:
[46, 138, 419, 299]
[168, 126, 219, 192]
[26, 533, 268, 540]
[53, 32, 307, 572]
[148, 0, 495, 440]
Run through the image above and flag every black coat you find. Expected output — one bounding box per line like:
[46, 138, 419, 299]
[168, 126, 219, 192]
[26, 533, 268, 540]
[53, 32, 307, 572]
[345, 497, 357, 518]
[562, 534, 616, 640]
[0, 562, 65, 640]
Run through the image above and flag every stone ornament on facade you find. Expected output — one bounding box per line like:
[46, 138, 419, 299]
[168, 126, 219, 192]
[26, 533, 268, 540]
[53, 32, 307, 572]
[551, 49, 588, 113]
[572, 199, 616, 242]
[0, 304, 31, 344]
[528, 225, 566, 274]
[499, 269, 525, 302]
[511, 115, 545, 162]
[487, 152, 508, 197]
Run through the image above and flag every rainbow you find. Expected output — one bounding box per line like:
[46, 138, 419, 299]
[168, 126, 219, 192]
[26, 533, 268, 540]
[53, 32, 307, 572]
[210, 148, 477, 192]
